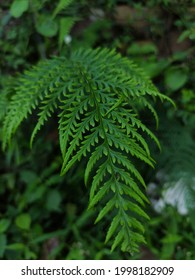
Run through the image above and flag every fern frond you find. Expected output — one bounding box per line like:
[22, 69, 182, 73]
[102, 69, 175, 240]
[52, 0, 74, 18]
[2, 58, 65, 149]
[2, 48, 172, 252]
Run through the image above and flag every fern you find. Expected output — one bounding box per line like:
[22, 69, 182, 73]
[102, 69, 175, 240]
[2, 48, 172, 252]
[52, 0, 75, 18]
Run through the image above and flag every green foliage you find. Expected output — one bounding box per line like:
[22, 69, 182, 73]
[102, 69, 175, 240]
[36, 16, 59, 38]
[53, 0, 75, 18]
[0, 0, 195, 260]
[153, 118, 195, 215]
[146, 206, 195, 260]
[0, 219, 11, 233]
[145, 113, 195, 259]
[0, 0, 79, 77]
[10, 0, 29, 18]
[59, 17, 75, 48]
[164, 67, 188, 92]
[32, 0, 77, 40]
[1, 48, 171, 253]
[15, 213, 31, 230]
[157, 121, 195, 181]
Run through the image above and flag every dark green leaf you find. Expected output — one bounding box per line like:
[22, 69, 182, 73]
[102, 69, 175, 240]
[46, 190, 62, 211]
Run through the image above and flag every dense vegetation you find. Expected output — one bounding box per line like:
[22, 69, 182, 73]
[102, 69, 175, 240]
[0, 0, 194, 259]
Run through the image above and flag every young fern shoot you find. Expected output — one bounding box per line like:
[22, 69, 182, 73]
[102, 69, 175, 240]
[2, 48, 172, 253]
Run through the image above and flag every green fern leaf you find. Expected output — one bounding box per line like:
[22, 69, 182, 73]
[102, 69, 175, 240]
[52, 0, 74, 18]
[105, 216, 120, 243]
[1, 47, 172, 253]
[111, 230, 124, 252]
[95, 199, 115, 223]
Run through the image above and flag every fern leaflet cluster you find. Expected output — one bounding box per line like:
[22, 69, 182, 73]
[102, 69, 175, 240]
[2, 48, 171, 252]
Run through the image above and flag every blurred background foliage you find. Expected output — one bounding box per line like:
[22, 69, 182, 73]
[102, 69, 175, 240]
[0, 0, 195, 259]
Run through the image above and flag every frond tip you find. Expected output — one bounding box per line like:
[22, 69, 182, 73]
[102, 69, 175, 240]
[2, 48, 172, 253]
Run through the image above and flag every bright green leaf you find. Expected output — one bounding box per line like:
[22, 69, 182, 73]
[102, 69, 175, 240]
[10, 0, 29, 18]
[95, 199, 115, 223]
[53, 0, 74, 18]
[105, 216, 120, 243]
[6, 243, 25, 250]
[15, 213, 31, 230]
[111, 230, 124, 252]
[162, 234, 182, 244]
